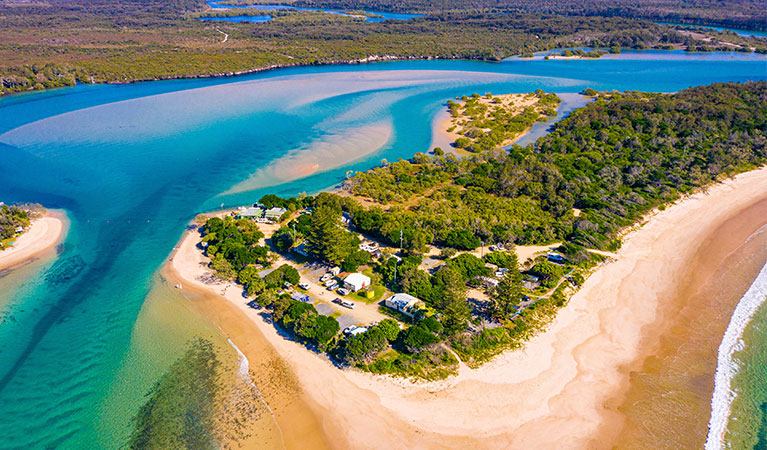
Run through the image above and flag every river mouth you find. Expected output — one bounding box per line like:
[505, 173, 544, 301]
[0, 53, 764, 447]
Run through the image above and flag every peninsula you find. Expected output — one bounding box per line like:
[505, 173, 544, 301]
[168, 81, 767, 447]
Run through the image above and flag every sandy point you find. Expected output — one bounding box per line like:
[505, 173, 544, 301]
[0, 210, 67, 272]
[168, 166, 767, 449]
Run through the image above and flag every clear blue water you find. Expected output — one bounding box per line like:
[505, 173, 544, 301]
[0, 52, 765, 447]
[203, 1, 424, 23]
[656, 22, 767, 38]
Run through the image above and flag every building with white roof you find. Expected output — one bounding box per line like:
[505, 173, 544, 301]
[343, 273, 371, 292]
[384, 293, 422, 317]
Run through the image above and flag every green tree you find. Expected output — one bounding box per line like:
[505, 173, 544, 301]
[210, 254, 235, 280]
[377, 319, 400, 341]
[400, 324, 439, 353]
[305, 205, 359, 265]
[271, 227, 295, 253]
[444, 229, 481, 250]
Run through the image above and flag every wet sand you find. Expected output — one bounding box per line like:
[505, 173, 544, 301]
[604, 195, 767, 448]
[163, 235, 331, 450]
[169, 166, 767, 448]
[0, 211, 66, 272]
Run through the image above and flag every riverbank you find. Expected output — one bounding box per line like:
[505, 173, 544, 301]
[168, 165, 767, 447]
[0, 211, 66, 272]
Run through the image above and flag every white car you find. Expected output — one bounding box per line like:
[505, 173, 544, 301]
[337, 287, 350, 296]
[298, 282, 310, 290]
[319, 274, 332, 282]
[326, 281, 338, 290]
[323, 278, 337, 287]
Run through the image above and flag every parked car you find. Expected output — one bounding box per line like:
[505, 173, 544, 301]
[339, 299, 355, 309]
[323, 278, 337, 288]
[298, 282, 310, 290]
[337, 287, 350, 296]
[319, 273, 332, 282]
[488, 245, 498, 252]
[333, 298, 356, 309]
[326, 281, 339, 290]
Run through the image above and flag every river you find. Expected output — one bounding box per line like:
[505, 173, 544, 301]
[0, 51, 765, 447]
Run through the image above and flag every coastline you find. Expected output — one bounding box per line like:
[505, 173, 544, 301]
[167, 166, 767, 447]
[163, 234, 332, 449]
[0, 211, 67, 272]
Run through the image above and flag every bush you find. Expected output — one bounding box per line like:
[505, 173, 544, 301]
[444, 229, 480, 250]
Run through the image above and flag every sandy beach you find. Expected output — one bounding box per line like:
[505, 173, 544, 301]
[0, 211, 66, 272]
[167, 166, 767, 448]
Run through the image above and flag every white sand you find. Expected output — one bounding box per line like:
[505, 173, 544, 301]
[0, 212, 66, 271]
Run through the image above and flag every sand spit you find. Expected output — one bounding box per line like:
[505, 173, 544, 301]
[169, 166, 767, 449]
[0, 211, 66, 272]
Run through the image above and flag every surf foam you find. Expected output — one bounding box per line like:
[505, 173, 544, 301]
[705, 260, 767, 449]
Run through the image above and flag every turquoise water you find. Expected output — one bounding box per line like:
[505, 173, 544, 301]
[0, 52, 765, 447]
[204, 1, 423, 23]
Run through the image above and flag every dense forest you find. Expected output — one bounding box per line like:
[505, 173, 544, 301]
[1, 0, 764, 95]
[201, 81, 767, 378]
[237, 0, 767, 30]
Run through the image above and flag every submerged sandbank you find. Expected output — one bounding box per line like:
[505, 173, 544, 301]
[164, 232, 331, 449]
[0, 211, 66, 272]
[169, 165, 767, 447]
[224, 122, 392, 195]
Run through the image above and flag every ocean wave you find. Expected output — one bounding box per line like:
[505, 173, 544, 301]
[705, 260, 767, 449]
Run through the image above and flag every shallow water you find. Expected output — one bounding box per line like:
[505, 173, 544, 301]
[0, 52, 765, 447]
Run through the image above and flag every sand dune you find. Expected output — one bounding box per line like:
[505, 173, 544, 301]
[169, 166, 767, 449]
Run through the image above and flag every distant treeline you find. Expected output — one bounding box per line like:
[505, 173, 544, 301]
[241, 0, 767, 30]
[1, 0, 764, 96]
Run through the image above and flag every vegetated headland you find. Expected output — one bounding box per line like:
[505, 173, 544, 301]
[1, 0, 765, 96]
[176, 81, 767, 381]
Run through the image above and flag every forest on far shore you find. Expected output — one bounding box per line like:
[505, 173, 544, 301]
[1, 0, 765, 96]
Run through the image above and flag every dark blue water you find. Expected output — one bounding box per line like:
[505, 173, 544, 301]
[203, 1, 423, 23]
[0, 52, 765, 447]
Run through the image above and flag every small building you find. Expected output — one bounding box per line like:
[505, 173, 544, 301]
[330, 266, 342, 276]
[264, 207, 287, 221]
[343, 273, 371, 292]
[290, 292, 311, 303]
[478, 276, 500, 288]
[348, 326, 367, 336]
[236, 206, 263, 219]
[384, 293, 422, 318]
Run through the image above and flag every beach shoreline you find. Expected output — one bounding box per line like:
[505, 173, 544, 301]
[167, 166, 767, 448]
[0, 210, 67, 272]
